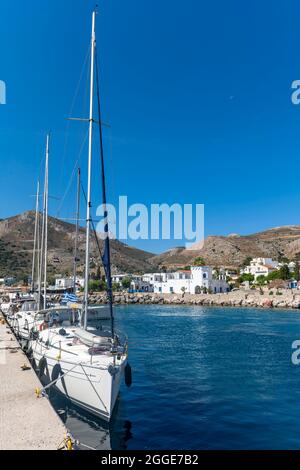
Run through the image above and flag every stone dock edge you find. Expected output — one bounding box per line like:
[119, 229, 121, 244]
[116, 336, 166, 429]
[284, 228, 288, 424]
[0, 314, 70, 450]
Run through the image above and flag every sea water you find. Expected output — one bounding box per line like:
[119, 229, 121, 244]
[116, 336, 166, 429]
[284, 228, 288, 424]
[49, 305, 300, 450]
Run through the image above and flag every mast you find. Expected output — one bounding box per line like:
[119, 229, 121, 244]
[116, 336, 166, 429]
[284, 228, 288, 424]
[73, 168, 81, 294]
[95, 47, 115, 340]
[83, 11, 96, 330]
[36, 194, 40, 297]
[43, 134, 49, 309]
[38, 135, 49, 310]
[38, 165, 46, 309]
[31, 180, 40, 292]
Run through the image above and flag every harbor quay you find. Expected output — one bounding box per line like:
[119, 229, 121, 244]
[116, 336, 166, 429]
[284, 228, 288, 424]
[0, 315, 68, 450]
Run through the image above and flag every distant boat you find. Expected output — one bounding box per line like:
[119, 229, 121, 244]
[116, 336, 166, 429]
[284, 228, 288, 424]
[8, 137, 49, 340]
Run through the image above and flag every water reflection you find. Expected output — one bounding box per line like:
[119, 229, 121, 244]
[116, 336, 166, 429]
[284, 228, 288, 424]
[48, 388, 132, 450]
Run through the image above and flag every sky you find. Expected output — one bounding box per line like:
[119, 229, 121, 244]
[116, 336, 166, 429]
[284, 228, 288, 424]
[1, 0, 300, 253]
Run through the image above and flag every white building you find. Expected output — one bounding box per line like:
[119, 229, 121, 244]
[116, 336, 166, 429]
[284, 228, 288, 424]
[76, 277, 85, 288]
[111, 274, 129, 285]
[288, 261, 296, 271]
[142, 273, 167, 284]
[54, 276, 84, 290]
[219, 268, 239, 280]
[153, 270, 191, 294]
[242, 258, 278, 280]
[153, 267, 229, 295]
[279, 261, 296, 272]
[130, 276, 154, 292]
[55, 277, 74, 289]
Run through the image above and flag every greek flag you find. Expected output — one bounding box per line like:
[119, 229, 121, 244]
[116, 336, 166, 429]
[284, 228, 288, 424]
[61, 293, 78, 304]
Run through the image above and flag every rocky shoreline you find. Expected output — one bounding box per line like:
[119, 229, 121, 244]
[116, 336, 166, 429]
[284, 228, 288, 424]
[77, 290, 300, 309]
[2, 289, 300, 310]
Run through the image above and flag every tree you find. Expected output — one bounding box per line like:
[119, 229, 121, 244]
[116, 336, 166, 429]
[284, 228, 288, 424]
[96, 266, 101, 279]
[21, 274, 29, 286]
[238, 273, 254, 283]
[88, 279, 107, 292]
[193, 257, 205, 266]
[294, 261, 300, 281]
[242, 257, 252, 267]
[279, 264, 290, 281]
[278, 253, 289, 264]
[121, 277, 131, 289]
[47, 275, 56, 287]
[213, 267, 220, 280]
[266, 270, 281, 281]
[256, 275, 266, 286]
[88, 280, 100, 292]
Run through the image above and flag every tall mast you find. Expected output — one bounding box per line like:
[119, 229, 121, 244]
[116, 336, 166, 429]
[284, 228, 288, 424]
[31, 180, 40, 292]
[38, 135, 49, 310]
[38, 157, 46, 309]
[95, 45, 115, 340]
[43, 134, 49, 309]
[83, 11, 96, 330]
[36, 194, 40, 297]
[73, 168, 81, 294]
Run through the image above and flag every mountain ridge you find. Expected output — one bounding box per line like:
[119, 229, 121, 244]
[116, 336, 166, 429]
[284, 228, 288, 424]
[149, 225, 300, 269]
[1, 211, 300, 278]
[0, 211, 156, 278]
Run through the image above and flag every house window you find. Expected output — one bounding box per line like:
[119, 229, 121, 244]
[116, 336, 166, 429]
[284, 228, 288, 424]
[159, 287, 162, 293]
[170, 287, 174, 293]
[203, 273, 207, 279]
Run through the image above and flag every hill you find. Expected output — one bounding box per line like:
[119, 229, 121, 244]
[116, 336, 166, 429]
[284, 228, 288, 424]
[148, 226, 300, 269]
[0, 211, 156, 279]
[2, 212, 300, 279]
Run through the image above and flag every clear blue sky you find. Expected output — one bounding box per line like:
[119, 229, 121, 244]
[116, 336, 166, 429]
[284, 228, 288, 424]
[1, 0, 300, 253]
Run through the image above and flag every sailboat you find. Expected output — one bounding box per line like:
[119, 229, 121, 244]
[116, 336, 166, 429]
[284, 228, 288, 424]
[30, 10, 129, 421]
[61, 167, 112, 322]
[11, 136, 50, 341]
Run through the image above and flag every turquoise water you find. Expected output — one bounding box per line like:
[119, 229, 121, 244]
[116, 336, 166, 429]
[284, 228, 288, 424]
[50, 305, 300, 450]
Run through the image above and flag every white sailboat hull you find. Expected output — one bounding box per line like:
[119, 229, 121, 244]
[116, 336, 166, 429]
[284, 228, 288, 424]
[11, 314, 34, 341]
[31, 341, 126, 421]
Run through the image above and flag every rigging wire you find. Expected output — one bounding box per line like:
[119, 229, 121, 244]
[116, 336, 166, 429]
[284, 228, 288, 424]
[58, 45, 91, 195]
[56, 129, 89, 216]
[95, 44, 115, 339]
[80, 182, 104, 262]
[96, 47, 117, 209]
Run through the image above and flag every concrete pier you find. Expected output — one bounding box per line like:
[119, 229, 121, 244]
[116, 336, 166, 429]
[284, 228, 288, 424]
[0, 319, 68, 450]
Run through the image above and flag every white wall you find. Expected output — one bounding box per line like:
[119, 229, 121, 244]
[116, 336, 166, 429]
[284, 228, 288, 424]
[55, 278, 74, 289]
[153, 266, 229, 294]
